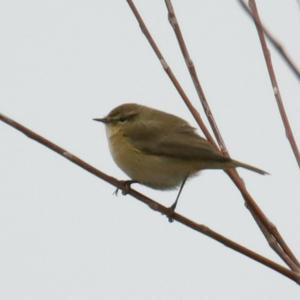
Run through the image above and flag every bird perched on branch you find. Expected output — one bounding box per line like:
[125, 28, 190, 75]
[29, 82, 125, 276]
[94, 103, 267, 213]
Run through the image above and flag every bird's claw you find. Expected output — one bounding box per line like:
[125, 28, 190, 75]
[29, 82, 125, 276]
[113, 180, 138, 196]
[166, 203, 177, 223]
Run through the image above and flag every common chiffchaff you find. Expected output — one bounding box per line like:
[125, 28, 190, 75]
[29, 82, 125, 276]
[94, 103, 267, 209]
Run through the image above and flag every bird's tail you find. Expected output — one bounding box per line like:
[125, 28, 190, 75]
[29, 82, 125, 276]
[230, 159, 269, 175]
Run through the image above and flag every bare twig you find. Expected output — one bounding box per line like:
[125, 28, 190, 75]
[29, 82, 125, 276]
[231, 171, 300, 270]
[246, 201, 300, 272]
[126, 0, 218, 149]
[1, 112, 300, 284]
[164, 0, 294, 266]
[164, 0, 300, 272]
[164, 0, 228, 156]
[248, 0, 300, 168]
[238, 0, 300, 80]
[126, 0, 300, 271]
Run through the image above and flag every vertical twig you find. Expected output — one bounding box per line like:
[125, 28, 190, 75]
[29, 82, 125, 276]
[126, 0, 217, 149]
[126, 0, 300, 272]
[248, 0, 300, 168]
[164, 0, 300, 271]
[238, 0, 300, 80]
[164, 0, 228, 156]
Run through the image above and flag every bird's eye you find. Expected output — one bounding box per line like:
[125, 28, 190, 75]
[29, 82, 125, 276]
[118, 117, 127, 123]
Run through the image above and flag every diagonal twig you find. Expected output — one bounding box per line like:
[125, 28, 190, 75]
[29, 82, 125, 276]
[126, 0, 218, 149]
[126, 0, 300, 271]
[164, 0, 300, 272]
[247, 0, 300, 168]
[238, 0, 300, 80]
[164, 0, 228, 156]
[1, 112, 300, 284]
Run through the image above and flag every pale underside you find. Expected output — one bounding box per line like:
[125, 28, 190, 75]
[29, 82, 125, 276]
[106, 116, 230, 190]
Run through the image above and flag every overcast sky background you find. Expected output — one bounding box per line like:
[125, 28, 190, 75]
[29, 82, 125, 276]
[1, 1, 300, 299]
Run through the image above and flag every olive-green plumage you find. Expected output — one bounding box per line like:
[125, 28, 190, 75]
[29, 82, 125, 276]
[94, 103, 267, 190]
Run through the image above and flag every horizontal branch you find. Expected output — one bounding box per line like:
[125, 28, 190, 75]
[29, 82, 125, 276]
[1, 112, 299, 284]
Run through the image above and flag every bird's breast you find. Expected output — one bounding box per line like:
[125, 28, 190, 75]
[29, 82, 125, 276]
[106, 129, 197, 190]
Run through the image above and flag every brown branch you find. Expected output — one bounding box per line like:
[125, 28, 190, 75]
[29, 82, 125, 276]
[163, 1, 295, 265]
[126, 0, 300, 272]
[247, 0, 300, 168]
[238, 0, 300, 80]
[1, 112, 300, 284]
[231, 170, 300, 271]
[165, 0, 299, 271]
[126, 0, 218, 149]
[246, 201, 300, 272]
[164, 0, 228, 156]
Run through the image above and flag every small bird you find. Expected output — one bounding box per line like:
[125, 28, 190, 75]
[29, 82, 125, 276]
[94, 103, 267, 212]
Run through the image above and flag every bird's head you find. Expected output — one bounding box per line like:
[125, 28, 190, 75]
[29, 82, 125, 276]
[93, 103, 143, 135]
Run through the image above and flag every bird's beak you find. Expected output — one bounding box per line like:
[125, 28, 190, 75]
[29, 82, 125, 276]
[93, 117, 108, 124]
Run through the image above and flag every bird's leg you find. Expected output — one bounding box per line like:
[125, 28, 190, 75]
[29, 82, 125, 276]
[167, 175, 188, 223]
[114, 180, 139, 196]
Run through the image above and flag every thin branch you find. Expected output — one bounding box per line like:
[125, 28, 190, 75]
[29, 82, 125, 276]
[164, 0, 300, 272]
[162, 1, 299, 268]
[231, 170, 300, 271]
[238, 0, 300, 80]
[1, 112, 300, 284]
[164, 0, 228, 156]
[126, 0, 300, 271]
[246, 201, 300, 272]
[126, 0, 218, 149]
[248, 0, 300, 168]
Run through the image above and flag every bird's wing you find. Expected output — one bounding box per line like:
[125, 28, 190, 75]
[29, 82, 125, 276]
[124, 120, 225, 161]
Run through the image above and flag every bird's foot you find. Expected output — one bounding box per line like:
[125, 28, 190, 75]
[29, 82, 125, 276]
[113, 180, 139, 196]
[166, 202, 177, 223]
